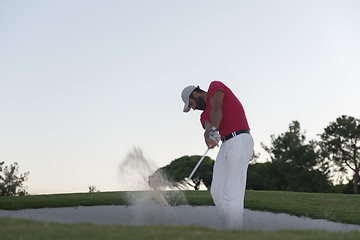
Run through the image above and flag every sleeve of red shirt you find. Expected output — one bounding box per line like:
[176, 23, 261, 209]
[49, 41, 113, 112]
[207, 81, 226, 98]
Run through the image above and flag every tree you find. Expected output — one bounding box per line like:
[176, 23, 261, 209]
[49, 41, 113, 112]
[319, 115, 360, 194]
[149, 155, 215, 190]
[260, 121, 331, 192]
[246, 162, 272, 190]
[88, 186, 100, 193]
[0, 162, 29, 196]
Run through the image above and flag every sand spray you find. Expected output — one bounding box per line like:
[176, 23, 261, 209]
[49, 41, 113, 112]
[118, 147, 187, 225]
[118, 146, 186, 206]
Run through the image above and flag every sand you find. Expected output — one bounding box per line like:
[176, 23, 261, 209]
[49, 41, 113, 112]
[1, 205, 360, 232]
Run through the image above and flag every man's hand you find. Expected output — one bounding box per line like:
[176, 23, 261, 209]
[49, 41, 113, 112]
[205, 127, 220, 148]
[209, 127, 221, 144]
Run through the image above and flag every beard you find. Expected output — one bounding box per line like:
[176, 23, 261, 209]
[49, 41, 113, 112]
[195, 96, 207, 111]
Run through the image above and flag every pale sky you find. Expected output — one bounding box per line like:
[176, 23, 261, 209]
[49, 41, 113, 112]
[1, 1, 359, 194]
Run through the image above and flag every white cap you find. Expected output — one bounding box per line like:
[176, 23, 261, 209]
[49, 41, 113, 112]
[181, 85, 197, 113]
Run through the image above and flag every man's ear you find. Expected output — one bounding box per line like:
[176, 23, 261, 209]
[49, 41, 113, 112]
[192, 91, 199, 98]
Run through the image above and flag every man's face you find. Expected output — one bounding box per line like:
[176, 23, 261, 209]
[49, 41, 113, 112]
[189, 94, 207, 111]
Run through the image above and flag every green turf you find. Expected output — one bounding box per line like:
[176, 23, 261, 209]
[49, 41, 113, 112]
[0, 218, 359, 240]
[0, 191, 127, 210]
[244, 191, 360, 225]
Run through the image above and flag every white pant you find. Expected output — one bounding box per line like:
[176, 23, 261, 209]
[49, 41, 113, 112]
[210, 133, 254, 229]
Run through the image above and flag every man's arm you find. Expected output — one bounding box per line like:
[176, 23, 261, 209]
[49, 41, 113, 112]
[204, 90, 224, 148]
[210, 90, 224, 129]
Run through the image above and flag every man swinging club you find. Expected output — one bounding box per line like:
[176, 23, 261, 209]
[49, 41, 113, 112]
[181, 81, 254, 229]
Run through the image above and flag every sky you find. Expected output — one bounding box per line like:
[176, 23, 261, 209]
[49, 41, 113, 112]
[1, 0, 359, 194]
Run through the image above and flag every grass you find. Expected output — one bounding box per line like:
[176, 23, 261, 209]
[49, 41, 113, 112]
[244, 191, 360, 225]
[1, 218, 360, 240]
[0, 191, 128, 210]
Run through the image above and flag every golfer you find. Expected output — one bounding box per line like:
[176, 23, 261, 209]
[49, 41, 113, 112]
[181, 81, 254, 229]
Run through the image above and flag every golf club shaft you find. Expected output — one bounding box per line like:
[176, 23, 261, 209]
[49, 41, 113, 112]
[184, 147, 211, 187]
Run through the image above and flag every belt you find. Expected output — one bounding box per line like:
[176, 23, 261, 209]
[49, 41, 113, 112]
[221, 130, 250, 142]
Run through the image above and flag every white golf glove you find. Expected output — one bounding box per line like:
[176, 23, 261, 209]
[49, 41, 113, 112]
[209, 127, 221, 146]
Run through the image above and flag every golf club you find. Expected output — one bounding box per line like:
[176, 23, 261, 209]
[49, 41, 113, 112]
[183, 146, 211, 188]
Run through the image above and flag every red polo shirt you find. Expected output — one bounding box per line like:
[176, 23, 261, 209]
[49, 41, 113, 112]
[200, 81, 250, 137]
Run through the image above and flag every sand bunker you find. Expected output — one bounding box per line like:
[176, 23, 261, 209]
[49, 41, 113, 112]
[1, 205, 360, 232]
